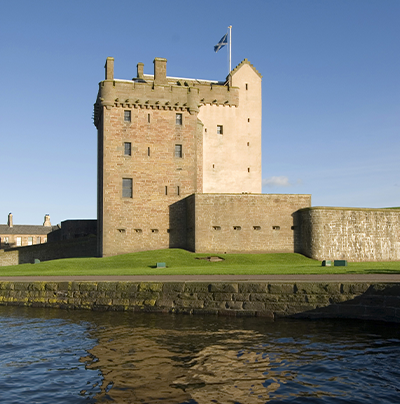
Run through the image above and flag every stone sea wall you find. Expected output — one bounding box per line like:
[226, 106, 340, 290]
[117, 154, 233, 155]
[1, 281, 400, 323]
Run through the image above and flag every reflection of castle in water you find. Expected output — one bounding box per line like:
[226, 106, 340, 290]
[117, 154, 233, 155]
[85, 324, 284, 403]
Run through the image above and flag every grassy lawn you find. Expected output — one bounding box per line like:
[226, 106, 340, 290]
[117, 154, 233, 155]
[1, 249, 400, 276]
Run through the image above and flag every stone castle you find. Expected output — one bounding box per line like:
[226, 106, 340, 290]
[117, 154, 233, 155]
[93, 57, 400, 262]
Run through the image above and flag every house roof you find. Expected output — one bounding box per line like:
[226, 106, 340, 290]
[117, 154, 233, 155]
[0, 225, 57, 235]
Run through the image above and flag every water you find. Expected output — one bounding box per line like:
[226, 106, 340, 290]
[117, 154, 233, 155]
[0, 307, 400, 403]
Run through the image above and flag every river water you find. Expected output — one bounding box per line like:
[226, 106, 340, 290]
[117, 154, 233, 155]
[0, 306, 400, 404]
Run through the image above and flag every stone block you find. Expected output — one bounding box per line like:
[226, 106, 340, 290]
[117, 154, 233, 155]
[116, 282, 139, 293]
[213, 292, 233, 301]
[163, 282, 185, 293]
[269, 283, 295, 294]
[175, 299, 204, 309]
[295, 283, 331, 295]
[204, 301, 226, 309]
[98, 282, 118, 292]
[232, 293, 250, 301]
[184, 282, 210, 293]
[155, 298, 174, 308]
[225, 301, 243, 310]
[243, 301, 266, 311]
[178, 292, 198, 300]
[79, 282, 98, 291]
[45, 283, 58, 291]
[209, 283, 238, 293]
[341, 283, 370, 295]
[238, 283, 268, 293]
[13, 282, 31, 291]
[139, 282, 163, 292]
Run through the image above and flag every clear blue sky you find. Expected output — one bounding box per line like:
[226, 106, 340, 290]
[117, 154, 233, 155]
[1, 0, 399, 225]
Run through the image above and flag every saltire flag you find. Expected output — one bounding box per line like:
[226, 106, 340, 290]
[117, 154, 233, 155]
[214, 33, 228, 53]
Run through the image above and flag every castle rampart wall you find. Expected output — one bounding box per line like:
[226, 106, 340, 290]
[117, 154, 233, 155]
[189, 194, 311, 253]
[297, 207, 400, 261]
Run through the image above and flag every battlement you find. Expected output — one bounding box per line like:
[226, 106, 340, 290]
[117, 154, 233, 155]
[93, 57, 239, 127]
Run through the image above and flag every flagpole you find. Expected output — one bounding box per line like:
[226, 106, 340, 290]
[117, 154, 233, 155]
[228, 25, 232, 73]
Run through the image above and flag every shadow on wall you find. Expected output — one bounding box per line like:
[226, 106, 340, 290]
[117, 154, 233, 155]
[14, 235, 98, 264]
[168, 199, 189, 250]
[290, 283, 400, 323]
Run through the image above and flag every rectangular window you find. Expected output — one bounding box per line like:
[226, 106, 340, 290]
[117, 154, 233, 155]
[217, 125, 223, 134]
[16, 237, 22, 246]
[28, 237, 33, 245]
[5, 237, 9, 245]
[122, 178, 133, 198]
[176, 113, 182, 125]
[148, 113, 151, 123]
[148, 147, 150, 156]
[177, 186, 180, 196]
[174, 144, 182, 158]
[36, 237, 41, 244]
[124, 142, 131, 156]
[124, 110, 131, 122]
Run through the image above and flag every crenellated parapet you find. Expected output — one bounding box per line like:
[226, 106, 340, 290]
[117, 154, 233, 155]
[93, 57, 239, 128]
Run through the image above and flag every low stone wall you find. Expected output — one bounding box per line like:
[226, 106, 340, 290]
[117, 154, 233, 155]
[0, 281, 399, 323]
[0, 235, 97, 266]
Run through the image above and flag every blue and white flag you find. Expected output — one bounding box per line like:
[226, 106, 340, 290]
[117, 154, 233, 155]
[214, 33, 228, 53]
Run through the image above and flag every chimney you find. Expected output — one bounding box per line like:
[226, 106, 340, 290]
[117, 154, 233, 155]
[153, 58, 167, 85]
[7, 213, 13, 228]
[137, 62, 144, 80]
[43, 214, 51, 227]
[105, 57, 114, 80]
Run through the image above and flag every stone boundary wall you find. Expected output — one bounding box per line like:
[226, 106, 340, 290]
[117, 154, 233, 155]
[0, 236, 97, 266]
[1, 281, 399, 323]
[297, 207, 400, 262]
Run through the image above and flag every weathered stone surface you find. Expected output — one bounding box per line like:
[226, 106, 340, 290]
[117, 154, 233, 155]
[0, 281, 400, 323]
[238, 283, 268, 293]
[269, 283, 295, 294]
[341, 283, 370, 295]
[163, 282, 185, 293]
[209, 283, 238, 293]
[213, 292, 233, 301]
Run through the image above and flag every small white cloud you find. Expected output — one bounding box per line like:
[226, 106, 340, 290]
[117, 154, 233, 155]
[262, 176, 291, 187]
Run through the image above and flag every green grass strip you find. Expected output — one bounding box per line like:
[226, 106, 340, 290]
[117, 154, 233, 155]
[1, 249, 400, 276]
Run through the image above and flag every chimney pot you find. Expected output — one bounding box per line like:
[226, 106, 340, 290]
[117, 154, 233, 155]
[137, 62, 144, 79]
[7, 213, 13, 228]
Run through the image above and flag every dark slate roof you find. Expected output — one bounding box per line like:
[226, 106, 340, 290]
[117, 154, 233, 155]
[0, 225, 57, 235]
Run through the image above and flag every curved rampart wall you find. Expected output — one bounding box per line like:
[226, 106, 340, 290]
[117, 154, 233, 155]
[1, 281, 399, 323]
[297, 207, 400, 262]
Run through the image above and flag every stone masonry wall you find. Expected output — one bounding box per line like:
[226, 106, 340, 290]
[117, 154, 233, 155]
[297, 207, 400, 262]
[0, 236, 97, 266]
[99, 106, 202, 256]
[0, 281, 399, 323]
[190, 194, 311, 253]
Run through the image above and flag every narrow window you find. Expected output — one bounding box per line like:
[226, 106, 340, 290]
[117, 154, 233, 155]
[122, 178, 133, 198]
[148, 113, 151, 123]
[176, 113, 182, 125]
[16, 237, 22, 246]
[213, 226, 221, 230]
[272, 226, 280, 230]
[253, 226, 261, 231]
[217, 125, 223, 135]
[245, 83, 248, 90]
[212, 164, 215, 168]
[247, 142, 250, 146]
[175, 144, 182, 158]
[36, 237, 41, 244]
[248, 118, 250, 122]
[135, 229, 142, 233]
[233, 226, 241, 230]
[124, 110, 131, 122]
[5, 236, 9, 245]
[28, 237, 33, 245]
[165, 186, 168, 195]
[117, 228, 126, 233]
[177, 186, 180, 196]
[248, 167, 250, 173]
[205, 128, 207, 133]
[124, 142, 131, 156]
[151, 229, 159, 233]
[148, 147, 150, 156]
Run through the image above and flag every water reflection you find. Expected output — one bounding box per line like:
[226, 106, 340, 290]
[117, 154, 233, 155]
[1, 307, 400, 404]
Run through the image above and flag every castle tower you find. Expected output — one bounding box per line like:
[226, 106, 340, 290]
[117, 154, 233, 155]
[94, 57, 262, 257]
